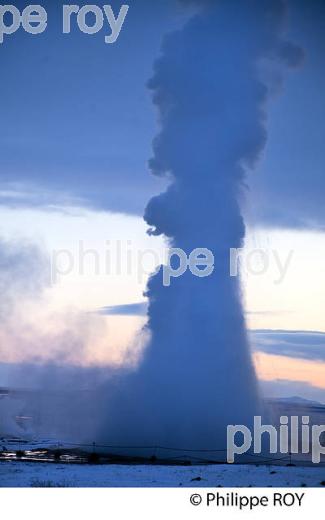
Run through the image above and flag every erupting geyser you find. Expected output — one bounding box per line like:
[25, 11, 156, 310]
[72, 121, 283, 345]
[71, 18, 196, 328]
[99, 0, 303, 453]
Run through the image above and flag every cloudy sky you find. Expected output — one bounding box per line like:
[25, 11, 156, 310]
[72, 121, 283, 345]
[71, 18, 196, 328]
[0, 0, 324, 402]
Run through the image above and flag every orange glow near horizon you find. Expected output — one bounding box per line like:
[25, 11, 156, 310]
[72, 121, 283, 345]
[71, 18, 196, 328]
[254, 352, 325, 389]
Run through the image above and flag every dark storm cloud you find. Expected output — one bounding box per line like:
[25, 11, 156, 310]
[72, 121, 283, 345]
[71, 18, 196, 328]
[0, 1, 324, 232]
[0, 0, 178, 214]
[247, 0, 325, 230]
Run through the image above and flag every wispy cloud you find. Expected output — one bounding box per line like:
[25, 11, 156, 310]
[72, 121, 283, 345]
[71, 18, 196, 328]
[98, 302, 148, 316]
[251, 330, 325, 362]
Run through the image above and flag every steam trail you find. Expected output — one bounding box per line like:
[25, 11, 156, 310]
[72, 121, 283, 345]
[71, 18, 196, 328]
[98, 0, 302, 452]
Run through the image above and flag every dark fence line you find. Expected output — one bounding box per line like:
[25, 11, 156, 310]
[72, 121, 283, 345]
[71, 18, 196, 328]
[60, 441, 227, 452]
[2, 438, 324, 465]
[42, 441, 325, 465]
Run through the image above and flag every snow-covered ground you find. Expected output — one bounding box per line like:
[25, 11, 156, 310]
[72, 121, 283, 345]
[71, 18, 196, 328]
[1, 461, 324, 487]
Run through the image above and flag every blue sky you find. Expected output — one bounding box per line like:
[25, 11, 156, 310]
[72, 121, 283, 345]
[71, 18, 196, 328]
[0, 0, 324, 402]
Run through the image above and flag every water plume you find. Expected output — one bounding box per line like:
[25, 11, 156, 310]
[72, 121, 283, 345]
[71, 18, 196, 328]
[97, 0, 302, 453]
